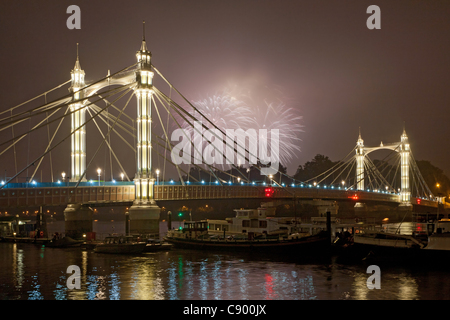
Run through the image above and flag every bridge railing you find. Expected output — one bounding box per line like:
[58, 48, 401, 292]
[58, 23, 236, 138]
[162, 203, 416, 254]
[0, 181, 134, 189]
[0, 185, 135, 207]
[1, 180, 440, 208]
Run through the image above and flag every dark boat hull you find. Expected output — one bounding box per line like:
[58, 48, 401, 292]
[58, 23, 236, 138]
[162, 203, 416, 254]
[143, 243, 173, 252]
[45, 237, 83, 248]
[165, 233, 330, 253]
[94, 243, 146, 254]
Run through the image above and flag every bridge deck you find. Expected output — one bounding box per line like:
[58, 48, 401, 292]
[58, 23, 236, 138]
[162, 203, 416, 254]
[0, 183, 436, 208]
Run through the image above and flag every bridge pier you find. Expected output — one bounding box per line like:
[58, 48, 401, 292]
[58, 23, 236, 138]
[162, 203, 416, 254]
[398, 202, 413, 214]
[354, 202, 368, 221]
[129, 203, 160, 236]
[64, 203, 93, 239]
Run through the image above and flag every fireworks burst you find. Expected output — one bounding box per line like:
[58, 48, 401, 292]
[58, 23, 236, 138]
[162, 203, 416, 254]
[250, 100, 303, 166]
[172, 85, 303, 169]
[172, 93, 253, 168]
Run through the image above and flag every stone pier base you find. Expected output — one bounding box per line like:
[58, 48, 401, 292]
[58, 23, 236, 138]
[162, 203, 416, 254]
[64, 203, 93, 239]
[129, 202, 161, 236]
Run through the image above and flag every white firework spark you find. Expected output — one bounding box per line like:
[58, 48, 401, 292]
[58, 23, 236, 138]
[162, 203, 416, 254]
[186, 94, 254, 131]
[174, 93, 254, 168]
[250, 100, 303, 166]
[172, 85, 303, 169]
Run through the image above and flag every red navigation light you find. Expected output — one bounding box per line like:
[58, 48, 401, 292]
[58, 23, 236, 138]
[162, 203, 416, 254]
[265, 187, 274, 197]
[417, 198, 421, 205]
[349, 194, 359, 200]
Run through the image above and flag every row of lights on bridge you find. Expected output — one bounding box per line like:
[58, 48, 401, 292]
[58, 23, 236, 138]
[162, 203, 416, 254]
[0, 171, 442, 202]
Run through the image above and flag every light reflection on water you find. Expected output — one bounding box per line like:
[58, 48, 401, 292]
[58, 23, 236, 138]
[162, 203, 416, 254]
[0, 242, 433, 300]
[0, 221, 448, 300]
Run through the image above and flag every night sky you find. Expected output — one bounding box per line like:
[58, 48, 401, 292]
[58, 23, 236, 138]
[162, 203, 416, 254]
[1, 0, 449, 183]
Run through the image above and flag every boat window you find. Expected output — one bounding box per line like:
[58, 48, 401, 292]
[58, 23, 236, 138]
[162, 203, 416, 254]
[259, 221, 267, 228]
[242, 220, 250, 227]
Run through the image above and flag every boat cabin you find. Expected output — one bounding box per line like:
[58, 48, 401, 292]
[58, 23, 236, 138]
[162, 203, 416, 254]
[103, 236, 137, 244]
[206, 208, 293, 236]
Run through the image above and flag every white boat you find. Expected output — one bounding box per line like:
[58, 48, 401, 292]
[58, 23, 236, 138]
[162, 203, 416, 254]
[205, 207, 300, 238]
[423, 220, 450, 252]
[354, 230, 425, 249]
[165, 207, 333, 253]
[94, 236, 146, 254]
[143, 238, 173, 252]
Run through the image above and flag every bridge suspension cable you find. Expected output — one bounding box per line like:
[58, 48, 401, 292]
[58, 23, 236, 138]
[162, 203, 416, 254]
[0, 81, 135, 189]
[73, 86, 136, 188]
[0, 80, 71, 117]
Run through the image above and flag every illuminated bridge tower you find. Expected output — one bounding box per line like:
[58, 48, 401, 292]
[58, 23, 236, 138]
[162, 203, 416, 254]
[399, 128, 412, 208]
[64, 45, 92, 239]
[128, 24, 161, 235]
[354, 130, 366, 210]
[69, 45, 87, 182]
[355, 130, 365, 191]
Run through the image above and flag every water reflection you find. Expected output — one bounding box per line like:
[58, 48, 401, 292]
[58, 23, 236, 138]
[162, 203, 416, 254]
[199, 259, 208, 300]
[167, 259, 178, 299]
[212, 259, 223, 300]
[28, 274, 43, 300]
[398, 275, 418, 300]
[54, 276, 67, 300]
[264, 274, 277, 300]
[12, 244, 24, 291]
[130, 257, 164, 300]
[352, 268, 419, 300]
[0, 242, 437, 300]
[238, 265, 249, 299]
[109, 272, 120, 300]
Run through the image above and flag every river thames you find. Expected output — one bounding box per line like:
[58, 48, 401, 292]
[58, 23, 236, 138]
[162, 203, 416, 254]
[1, 221, 450, 300]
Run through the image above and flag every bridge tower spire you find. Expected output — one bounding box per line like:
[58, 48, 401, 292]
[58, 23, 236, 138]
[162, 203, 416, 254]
[355, 128, 365, 190]
[128, 21, 161, 235]
[69, 43, 86, 182]
[399, 127, 411, 207]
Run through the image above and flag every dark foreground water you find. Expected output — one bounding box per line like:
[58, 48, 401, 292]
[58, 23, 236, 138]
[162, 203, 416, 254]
[1, 222, 450, 300]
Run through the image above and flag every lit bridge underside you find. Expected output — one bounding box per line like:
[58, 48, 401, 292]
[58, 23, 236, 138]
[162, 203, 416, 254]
[0, 183, 443, 208]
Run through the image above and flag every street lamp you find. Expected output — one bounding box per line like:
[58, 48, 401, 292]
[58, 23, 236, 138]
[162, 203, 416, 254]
[61, 172, 66, 186]
[97, 168, 101, 186]
[156, 169, 160, 185]
[120, 173, 124, 181]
